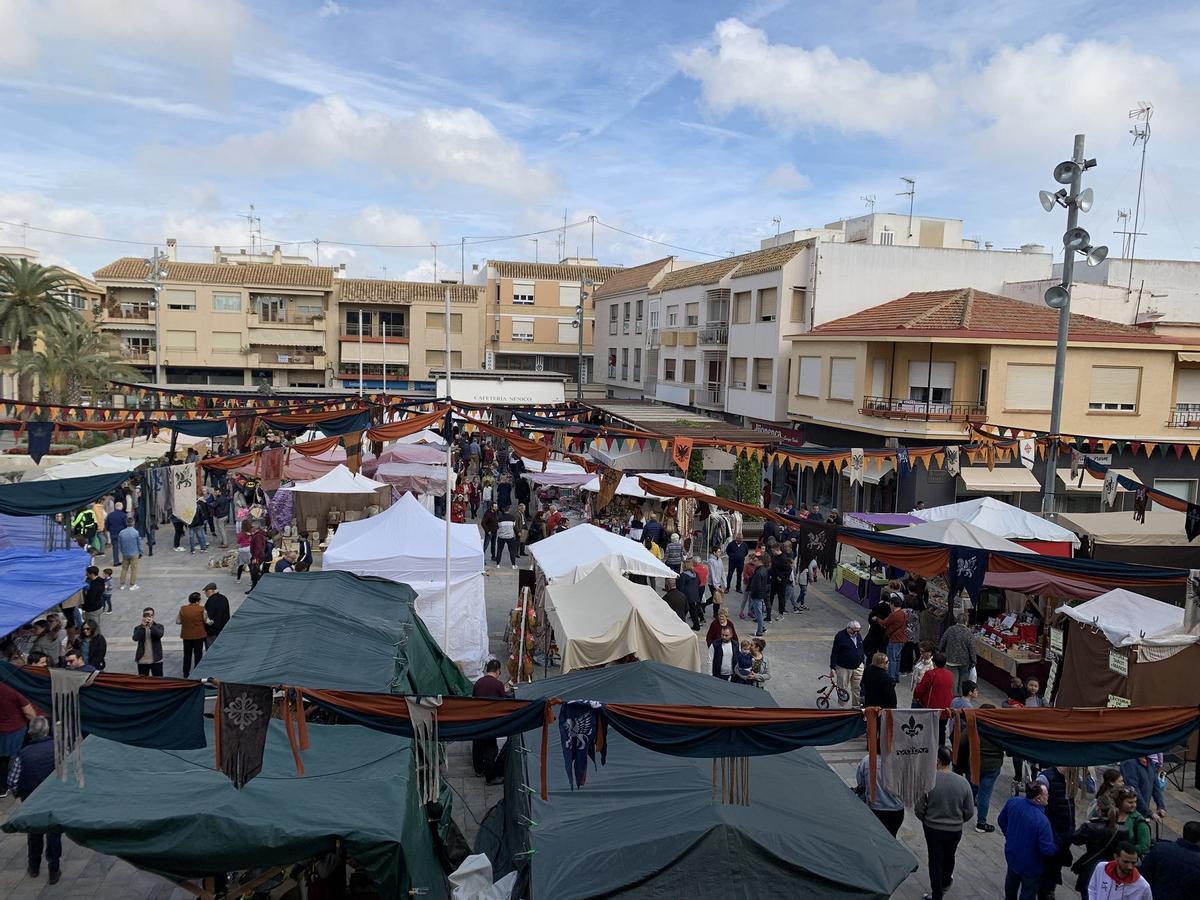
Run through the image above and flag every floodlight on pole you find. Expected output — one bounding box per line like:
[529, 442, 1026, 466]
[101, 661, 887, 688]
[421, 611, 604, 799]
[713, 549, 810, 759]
[1039, 191, 1058, 212]
[1064, 227, 1091, 251]
[1076, 188, 1094, 213]
[1086, 245, 1109, 267]
[1053, 160, 1081, 184]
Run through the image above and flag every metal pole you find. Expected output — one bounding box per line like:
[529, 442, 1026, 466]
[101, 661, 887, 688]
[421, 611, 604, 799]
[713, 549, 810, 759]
[443, 287, 452, 651]
[1041, 134, 1086, 516]
[357, 308, 364, 398]
[381, 312, 387, 397]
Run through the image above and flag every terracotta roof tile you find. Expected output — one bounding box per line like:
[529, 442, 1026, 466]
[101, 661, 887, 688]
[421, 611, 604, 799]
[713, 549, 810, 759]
[489, 260, 624, 283]
[810, 288, 1158, 342]
[652, 257, 741, 293]
[592, 257, 674, 299]
[337, 279, 482, 304]
[728, 240, 809, 278]
[94, 257, 334, 289]
[651, 240, 808, 293]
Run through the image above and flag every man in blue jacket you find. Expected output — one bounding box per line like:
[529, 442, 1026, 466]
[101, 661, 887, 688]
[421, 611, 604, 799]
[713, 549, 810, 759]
[6, 717, 61, 884]
[104, 501, 128, 566]
[1141, 820, 1200, 900]
[828, 620, 865, 708]
[998, 781, 1059, 900]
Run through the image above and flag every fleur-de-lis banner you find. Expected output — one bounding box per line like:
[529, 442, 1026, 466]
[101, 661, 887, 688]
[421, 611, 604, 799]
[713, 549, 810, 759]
[671, 437, 694, 474]
[849, 448, 864, 486]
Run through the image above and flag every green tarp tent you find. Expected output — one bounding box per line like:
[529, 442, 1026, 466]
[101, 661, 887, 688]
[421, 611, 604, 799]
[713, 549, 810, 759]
[193, 570, 471, 695]
[4, 722, 446, 898]
[480, 661, 916, 899]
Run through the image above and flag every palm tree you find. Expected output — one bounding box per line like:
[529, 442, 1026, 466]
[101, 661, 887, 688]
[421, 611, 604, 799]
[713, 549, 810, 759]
[12, 317, 140, 405]
[0, 258, 81, 400]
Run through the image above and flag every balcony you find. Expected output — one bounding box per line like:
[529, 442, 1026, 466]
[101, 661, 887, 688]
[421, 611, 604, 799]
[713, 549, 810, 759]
[696, 381, 724, 408]
[252, 350, 326, 368]
[101, 305, 153, 321]
[698, 324, 728, 346]
[1167, 403, 1200, 427]
[340, 325, 409, 340]
[861, 396, 986, 422]
[249, 312, 326, 330]
[649, 328, 660, 348]
[122, 348, 155, 363]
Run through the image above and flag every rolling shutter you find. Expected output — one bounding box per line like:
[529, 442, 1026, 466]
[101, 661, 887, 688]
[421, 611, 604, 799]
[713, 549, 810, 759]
[797, 356, 820, 396]
[829, 358, 855, 400]
[1004, 364, 1053, 411]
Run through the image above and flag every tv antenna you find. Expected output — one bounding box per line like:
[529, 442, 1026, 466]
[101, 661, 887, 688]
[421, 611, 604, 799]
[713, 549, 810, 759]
[771, 215, 781, 237]
[861, 194, 876, 213]
[239, 204, 262, 255]
[1125, 102, 1153, 293]
[897, 178, 916, 237]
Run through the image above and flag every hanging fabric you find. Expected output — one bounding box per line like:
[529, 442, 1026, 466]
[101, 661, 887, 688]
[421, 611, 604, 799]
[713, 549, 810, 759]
[50, 667, 97, 786]
[1186, 505, 1200, 542]
[944, 445, 960, 477]
[167, 463, 198, 525]
[595, 467, 623, 511]
[559, 700, 606, 789]
[26, 421, 55, 464]
[947, 547, 989, 605]
[1102, 471, 1120, 508]
[671, 437, 694, 475]
[405, 696, 443, 804]
[259, 447, 285, 493]
[712, 755, 751, 806]
[895, 446, 910, 479]
[879, 708, 939, 808]
[849, 448, 864, 487]
[214, 681, 273, 789]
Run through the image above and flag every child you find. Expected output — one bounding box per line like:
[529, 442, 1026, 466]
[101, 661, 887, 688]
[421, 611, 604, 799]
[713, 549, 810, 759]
[102, 567, 114, 613]
[734, 640, 754, 683]
[749, 638, 770, 689]
[910, 642, 935, 699]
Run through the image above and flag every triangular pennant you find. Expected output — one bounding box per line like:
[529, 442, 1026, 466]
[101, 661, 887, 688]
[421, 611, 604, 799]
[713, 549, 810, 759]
[1142, 442, 1157, 457]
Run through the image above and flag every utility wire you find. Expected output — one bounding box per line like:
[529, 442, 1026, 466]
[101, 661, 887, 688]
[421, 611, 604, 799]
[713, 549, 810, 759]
[593, 219, 725, 258]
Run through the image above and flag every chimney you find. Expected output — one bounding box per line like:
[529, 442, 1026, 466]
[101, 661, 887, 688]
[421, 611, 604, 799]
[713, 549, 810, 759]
[272, 245, 282, 265]
[165, 238, 177, 261]
[213, 245, 222, 263]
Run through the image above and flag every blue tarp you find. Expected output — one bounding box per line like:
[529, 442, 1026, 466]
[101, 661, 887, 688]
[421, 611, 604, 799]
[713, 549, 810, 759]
[0, 513, 51, 549]
[0, 547, 90, 636]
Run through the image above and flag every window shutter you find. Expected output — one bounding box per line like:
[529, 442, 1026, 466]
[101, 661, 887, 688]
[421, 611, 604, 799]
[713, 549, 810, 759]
[754, 358, 773, 390]
[908, 360, 955, 390]
[1177, 369, 1200, 404]
[1004, 364, 1053, 411]
[798, 357, 820, 396]
[829, 358, 855, 400]
[730, 357, 747, 388]
[1089, 367, 1140, 408]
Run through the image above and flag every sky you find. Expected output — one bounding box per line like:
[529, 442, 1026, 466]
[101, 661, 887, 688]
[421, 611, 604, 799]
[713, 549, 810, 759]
[2, 0, 1199, 282]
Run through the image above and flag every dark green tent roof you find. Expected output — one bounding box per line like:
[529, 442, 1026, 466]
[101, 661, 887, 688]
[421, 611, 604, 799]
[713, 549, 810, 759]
[3, 722, 446, 898]
[194, 570, 471, 696]
[498, 661, 916, 899]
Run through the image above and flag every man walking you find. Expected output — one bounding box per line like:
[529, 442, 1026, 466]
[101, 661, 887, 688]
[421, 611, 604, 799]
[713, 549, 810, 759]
[203, 582, 230, 649]
[117, 520, 143, 590]
[1120, 756, 1167, 823]
[104, 501, 128, 566]
[725, 534, 748, 593]
[132, 607, 164, 677]
[177, 592, 212, 677]
[829, 620, 865, 707]
[747, 558, 770, 637]
[998, 781, 1059, 900]
[677, 560, 702, 631]
[708, 625, 738, 682]
[1087, 842, 1152, 899]
[6, 717, 62, 883]
[915, 746, 975, 900]
[471, 659, 508, 784]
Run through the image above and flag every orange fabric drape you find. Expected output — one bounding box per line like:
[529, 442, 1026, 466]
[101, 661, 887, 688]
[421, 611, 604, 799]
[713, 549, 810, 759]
[200, 451, 260, 470]
[289, 435, 342, 457]
[460, 414, 550, 466]
[836, 532, 950, 578]
[299, 688, 538, 724]
[365, 406, 450, 442]
[986, 552, 1189, 588]
[636, 477, 793, 526]
[602, 703, 862, 728]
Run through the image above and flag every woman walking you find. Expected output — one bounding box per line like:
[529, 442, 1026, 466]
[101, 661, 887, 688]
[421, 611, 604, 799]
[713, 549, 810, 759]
[176, 592, 212, 678]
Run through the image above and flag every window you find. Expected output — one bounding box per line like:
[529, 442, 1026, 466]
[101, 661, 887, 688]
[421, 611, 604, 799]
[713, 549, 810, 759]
[511, 317, 534, 342]
[790, 287, 808, 324]
[623, 302, 631, 323]
[829, 357, 855, 400]
[211, 331, 241, 352]
[685, 303, 699, 326]
[797, 356, 821, 397]
[757, 287, 778, 322]
[124, 336, 153, 353]
[513, 282, 535, 304]
[907, 361, 955, 404]
[683, 359, 696, 383]
[635, 299, 643, 321]
[667, 305, 679, 327]
[1153, 479, 1197, 505]
[621, 348, 629, 381]
[425, 311, 462, 333]
[1089, 366, 1140, 412]
[871, 358, 886, 397]
[978, 367, 989, 406]
[345, 310, 372, 336]
[294, 300, 322, 320]
[558, 319, 577, 343]
[754, 358, 773, 391]
[255, 294, 287, 322]
[609, 305, 618, 334]
[379, 310, 406, 337]
[165, 329, 196, 350]
[64, 289, 86, 311]
[163, 289, 195, 310]
[663, 358, 676, 381]
[879, 229, 895, 246]
[212, 292, 241, 313]
[425, 349, 463, 368]
[729, 357, 747, 389]
[733, 291, 751, 324]
[649, 309, 659, 329]
[633, 348, 641, 382]
[1004, 364, 1054, 411]
[559, 284, 578, 306]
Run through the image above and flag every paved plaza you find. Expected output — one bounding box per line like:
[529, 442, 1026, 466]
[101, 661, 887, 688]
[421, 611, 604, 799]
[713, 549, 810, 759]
[1, 521, 1197, 898]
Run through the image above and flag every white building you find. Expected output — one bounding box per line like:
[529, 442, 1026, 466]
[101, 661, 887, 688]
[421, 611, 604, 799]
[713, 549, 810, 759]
[591, 258, 681, 399]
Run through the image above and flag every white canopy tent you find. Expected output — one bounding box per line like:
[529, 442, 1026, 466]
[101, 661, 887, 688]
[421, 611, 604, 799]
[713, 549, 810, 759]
[579, 472, 717, 500]
[1056, 589, 1198, 648]
[545, 564, 702, 673]
[912, 496, 1080, 547]
[283, 464, 392, 538]
[32, 454, 138, 481]
[529, 523, 676, 585]
[520, 457, 592, 488]
[322, 492, 488, 677]
[396, 428, 447, 448]
[888, 519, 1035, 554]
[289, 464, 387, 494]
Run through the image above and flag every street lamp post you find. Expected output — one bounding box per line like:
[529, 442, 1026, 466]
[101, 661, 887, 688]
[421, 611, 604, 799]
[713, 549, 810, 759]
[576, 279, 593, 401]
[1038, 135, 1108, 516]
[144, 247, 169, 388]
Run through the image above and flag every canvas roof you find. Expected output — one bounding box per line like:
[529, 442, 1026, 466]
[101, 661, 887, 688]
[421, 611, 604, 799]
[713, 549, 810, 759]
[0, 548, 90, 638]
[495, 662, 916, 899]
[31, 454, 138, 481]
[529, 523, 676, 584]
[395, 428, 447, 446]
[1057, 589, 1199, 648]
[288, 463, 387, 493]
[580, 471, 716, 499]
[544, 564, 702, 672]
[913, 496, 1080, 547]
[889, 519, 1035, 554]
[324, 491, 482, 572]
[1054, 510, 1192, 547]
[520, 457, 591, 487]
[958, 466, 1042, 493]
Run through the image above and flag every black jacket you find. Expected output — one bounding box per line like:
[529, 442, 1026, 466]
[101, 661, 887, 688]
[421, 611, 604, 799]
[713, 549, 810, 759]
[132, 622, 165, 663]
[205, 592, 231, 637]
[14, 736, 55, 800]
[74, 633, 107, 670]
[769, 553, 793, 583]
[726, 540, 748, 565]
[82, 576, 106, 612]
[677, 571, 701, 606]
[861, 665, 897, 709]
[830, 629, 865, 670]
[663, 589, 688, 620]
[748, 567, 770, 600]
[1141, 837, 1200, 900]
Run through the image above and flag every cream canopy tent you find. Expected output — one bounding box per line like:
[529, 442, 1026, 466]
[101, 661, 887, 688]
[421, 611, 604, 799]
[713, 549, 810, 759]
[889, 519, 1035, 554]
[545, 564, 702, 673]
[284, 464, 392, 539]
[579, 472, 716, 500]
[520, 457, 591, 488]
[322, 492, 488, 677]
[529, 523, 676, 585]
[1056, 589, 1198, 649]
[912, 496, 1080, 547]
[396, 429, 447, 447]
[32, 454, 139, 481]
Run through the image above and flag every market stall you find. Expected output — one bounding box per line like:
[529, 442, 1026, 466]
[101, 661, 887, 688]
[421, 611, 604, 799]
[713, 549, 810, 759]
[841, 512, 921, 532]
[362, 442, 447, 474]
[913, 495, 1080, 557]
[528, 523, 676, 586]
[580, 472, 718, 546]
[1055, 510, 1195, 569]
[280, 464, 392, 539]
[373, 462, 453, 510]
[544, 563, 702, 673]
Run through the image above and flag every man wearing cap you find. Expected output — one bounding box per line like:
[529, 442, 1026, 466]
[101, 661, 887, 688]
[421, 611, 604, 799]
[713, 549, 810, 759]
[830, 620, 865, 707]
[203, 583, 230, 649]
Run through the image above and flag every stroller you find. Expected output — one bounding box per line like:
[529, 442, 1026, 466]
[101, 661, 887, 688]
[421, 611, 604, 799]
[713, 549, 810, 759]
[816, 673, 851, 710]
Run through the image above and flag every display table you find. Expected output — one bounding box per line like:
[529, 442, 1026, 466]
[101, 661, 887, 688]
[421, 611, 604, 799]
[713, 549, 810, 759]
[973, 636, 1050, 691]
[834, 564, 887, 610]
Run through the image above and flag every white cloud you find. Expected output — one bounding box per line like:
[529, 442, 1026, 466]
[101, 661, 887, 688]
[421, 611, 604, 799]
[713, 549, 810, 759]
[762, 164, 811, 193]
[199, 95, 556, 199]
[318, 0, 346, 17]
[677, 18, 940, 135]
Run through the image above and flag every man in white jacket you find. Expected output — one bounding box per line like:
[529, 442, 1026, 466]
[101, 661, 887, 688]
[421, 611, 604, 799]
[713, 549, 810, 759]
[1087, 842, 1153, 900]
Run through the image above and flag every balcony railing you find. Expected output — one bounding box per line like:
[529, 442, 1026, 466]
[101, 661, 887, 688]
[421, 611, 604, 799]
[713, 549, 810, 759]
[1167, 403, 1200, 427]
[340, 325, 408, 339]
[861, 396, 985, 422]
[698, 324, 728, 345]
[649, 328, 660, 348]
[123, 349, 152, 361]
[697, 381, 724, 407]
[103, 305, 152, 320]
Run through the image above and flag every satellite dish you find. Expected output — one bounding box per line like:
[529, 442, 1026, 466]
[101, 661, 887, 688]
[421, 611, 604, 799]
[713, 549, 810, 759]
[1053, 160, 1081, 185]
[1044, 285, 1070, 309]
[1063, 227, 1091, 251]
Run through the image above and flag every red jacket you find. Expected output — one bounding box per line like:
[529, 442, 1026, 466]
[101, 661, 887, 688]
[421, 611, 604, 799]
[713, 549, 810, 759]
[914, 666, 954, 713]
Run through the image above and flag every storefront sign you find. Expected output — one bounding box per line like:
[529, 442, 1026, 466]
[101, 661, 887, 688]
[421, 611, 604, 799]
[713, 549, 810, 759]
[750, 420, 805, 444]
[1048, 627, 1063, 653]
[1107, 694, 1131, 708]
[1108, 650, 1128, 676]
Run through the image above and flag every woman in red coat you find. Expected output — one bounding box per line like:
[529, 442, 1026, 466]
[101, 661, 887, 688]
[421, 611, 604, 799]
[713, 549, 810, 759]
[913, 651, 955, 745]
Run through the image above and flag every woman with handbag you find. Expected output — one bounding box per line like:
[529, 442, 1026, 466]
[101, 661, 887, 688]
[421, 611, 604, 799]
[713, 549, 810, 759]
[1071, 788, 1152, 897]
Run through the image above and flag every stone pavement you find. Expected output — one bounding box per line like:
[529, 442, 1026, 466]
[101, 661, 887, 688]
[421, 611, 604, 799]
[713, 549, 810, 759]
[2, 524, 1198, 898]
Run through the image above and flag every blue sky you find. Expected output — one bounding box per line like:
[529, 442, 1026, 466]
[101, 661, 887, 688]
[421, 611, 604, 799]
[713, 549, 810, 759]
[2, 0, 1198, 280]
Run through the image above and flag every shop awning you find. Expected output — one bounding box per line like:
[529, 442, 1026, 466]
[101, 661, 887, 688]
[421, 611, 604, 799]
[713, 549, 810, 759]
[958, 466, 1041, 493]
[1055, 469, 1140, 492]
[1177, 351, 1200, 364]
[840, 460, 895, 485]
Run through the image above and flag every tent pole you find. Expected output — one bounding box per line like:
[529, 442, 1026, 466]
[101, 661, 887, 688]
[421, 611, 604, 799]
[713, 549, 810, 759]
[444, 287, 452, 653]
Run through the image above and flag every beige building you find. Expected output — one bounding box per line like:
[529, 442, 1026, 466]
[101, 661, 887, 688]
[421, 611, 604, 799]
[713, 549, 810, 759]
[482, 258, 624, 391]
[335, 279, 484, 390]
[590, 257, 679, 399]
[93, 245, 336, 388]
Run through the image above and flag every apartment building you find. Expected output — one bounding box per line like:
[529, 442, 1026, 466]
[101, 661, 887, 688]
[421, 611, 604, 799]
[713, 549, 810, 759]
[591, 257, 679, 399]
[482, 258, 624, 391]
[93, 244, 336, 388]
[335, 279, 484, 390]
[786, 287, 1200, 511]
